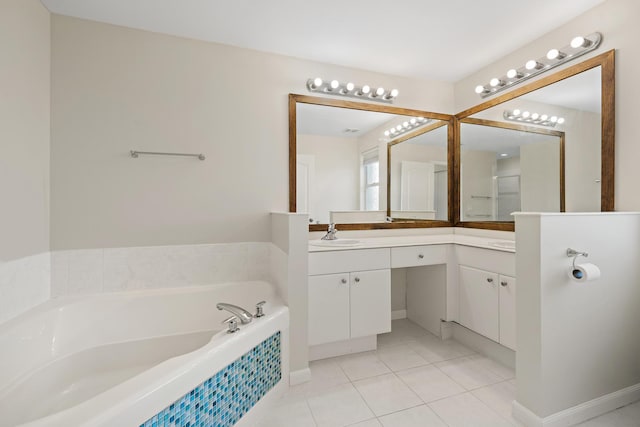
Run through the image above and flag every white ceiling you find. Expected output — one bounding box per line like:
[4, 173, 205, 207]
[297, 103, 399, 138]
[461, 123, 558, 158]
[40, 0, 605, 82]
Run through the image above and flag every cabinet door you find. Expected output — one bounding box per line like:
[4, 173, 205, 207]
[350, 269, 391, 338]
[458, 266, 499, 342]
[499, 275, 517, 350]
[308, 273, 350, 346]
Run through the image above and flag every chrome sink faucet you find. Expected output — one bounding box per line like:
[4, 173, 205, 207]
[321, 223, 338, 240]
[216, 303, 253, 324]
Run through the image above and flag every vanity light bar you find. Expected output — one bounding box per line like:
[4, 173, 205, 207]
[475, 32, 602, 98]
[306, 78, 398, 104]
[383, 117, 432, 139]
[503, 109, 565, 127]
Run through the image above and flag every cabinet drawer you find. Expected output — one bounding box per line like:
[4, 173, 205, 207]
[456, 245, 515, 276]
[309, 248, 390, 275]
[391, 245, 448, 268]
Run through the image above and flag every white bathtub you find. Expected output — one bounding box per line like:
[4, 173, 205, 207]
[0, 281, 289, 426]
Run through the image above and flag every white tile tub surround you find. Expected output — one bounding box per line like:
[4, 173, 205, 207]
[51, 242, 272, 296]
[0, 253, 50, 324]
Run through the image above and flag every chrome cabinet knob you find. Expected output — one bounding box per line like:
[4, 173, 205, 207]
[354, 277, 360, 283]
[341, 278, 347, 284]
[487, 278, 494, 283]
[418, 254, 425, 259]
[501, 281, 508, 287]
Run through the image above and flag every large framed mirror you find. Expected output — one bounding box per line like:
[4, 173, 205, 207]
[289, 94, 454, 231]
[455, 49, 615, 231]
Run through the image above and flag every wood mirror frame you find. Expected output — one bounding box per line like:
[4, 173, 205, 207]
[454, 49, 615, 232]
[289, 94, 455, 232]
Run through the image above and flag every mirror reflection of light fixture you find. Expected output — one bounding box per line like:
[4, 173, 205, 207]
[306, 78, 399, 103]
[382, 116, 431, 140]
[475, 32, 602, 98]
[504, 109, 565, 127]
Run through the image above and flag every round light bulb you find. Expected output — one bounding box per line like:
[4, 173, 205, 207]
[312, 77, 322, 88]
[418, 117, 425, 122]
[540, 114, 548, 121]
[490, 78, 501, 87]
[507, 69, 518, 79]
[526, 60, 540, 70]
[410, 118, 417, 125]
[330, 80, 339, 89]
[531, 113, 540, 120]
[547, 49, 559, 60]
[390, 89, 399, 98]
[403, 121, 409, 128]
[557, 117, 565, 124]
[396, 125, 402, 131]
[522, 111, 530, 118]
[346, 82, 355, 91]
[571, 36, 587, 48]
[390, 128, 396, 134]
[384, 130, 390, 136]
[475, 85, 486, 94]
[513, 109, 521, 117]
[550, 116, 558, 123]
[375, 87, 385, 97]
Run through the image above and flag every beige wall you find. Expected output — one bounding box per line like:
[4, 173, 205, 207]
[50, 15, 454, 250]
[0, 0, 50, 261]
[297, 134, 360, 224]
[455, 0, 640, 211]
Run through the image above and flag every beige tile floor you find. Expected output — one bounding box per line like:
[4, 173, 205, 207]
[259, 319, 640, 427]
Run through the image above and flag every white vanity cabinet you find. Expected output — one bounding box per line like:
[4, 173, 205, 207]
[459, 266, 500, 342]
[456, 245, 516, 350]
[308, 249, 391, 347]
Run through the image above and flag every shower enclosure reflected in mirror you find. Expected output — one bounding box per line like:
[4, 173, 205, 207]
[455, 49, 615, 230]
[289, 94, 453, 231]
[459, 119, 564, 222]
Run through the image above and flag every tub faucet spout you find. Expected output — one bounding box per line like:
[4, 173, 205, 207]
[216, 303, 253, 324]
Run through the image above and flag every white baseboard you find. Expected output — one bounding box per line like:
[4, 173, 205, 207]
[512, 382, 640, 427]
[391, 309, 407, 320]
[289, 368, 311, 386]
[309, 336, 377, 361]
[451, 322, 515, 370]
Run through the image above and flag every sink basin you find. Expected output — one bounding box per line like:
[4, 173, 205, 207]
[309, 239, 361, 247]
[488, 240, 516, 250]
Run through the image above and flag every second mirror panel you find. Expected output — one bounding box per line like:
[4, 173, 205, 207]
[388, 123, 448, 221]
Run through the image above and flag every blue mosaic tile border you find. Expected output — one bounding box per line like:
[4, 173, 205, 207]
[140, 331, 281, 427]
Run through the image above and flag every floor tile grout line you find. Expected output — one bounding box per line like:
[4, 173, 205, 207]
[469, 379, 521, 426]
[303, 397, 320, 427]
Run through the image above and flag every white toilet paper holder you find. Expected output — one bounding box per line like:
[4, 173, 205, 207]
[567, 248, 588, 269]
